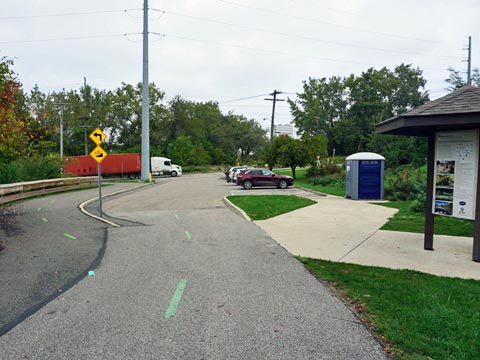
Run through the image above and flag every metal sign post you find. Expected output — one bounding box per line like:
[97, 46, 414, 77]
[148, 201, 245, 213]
[89, 128, 108, 218]
[97, 163, 103, 218]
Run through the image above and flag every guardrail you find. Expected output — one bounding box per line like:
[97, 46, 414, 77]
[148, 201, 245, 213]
[0, 177, 98, 205]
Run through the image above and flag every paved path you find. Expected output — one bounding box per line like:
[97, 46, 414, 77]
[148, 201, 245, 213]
[0, 181, 151, 334]
[0, 173, 386, 359]
[255, 194, 480, 280]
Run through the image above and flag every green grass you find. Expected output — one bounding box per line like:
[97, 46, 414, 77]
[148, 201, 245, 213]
[274, 168, 345, 196]
[374, 201, 474, 237]
[298, 257, 480, 359]
[226, 195, 316, 220]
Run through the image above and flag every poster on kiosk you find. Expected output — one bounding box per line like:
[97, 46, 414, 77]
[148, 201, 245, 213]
[434, 130, 479, 220]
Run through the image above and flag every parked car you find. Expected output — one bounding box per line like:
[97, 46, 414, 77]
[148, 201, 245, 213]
[236, 168, 294, 190]
[232, 167, 253, 183]
[225, 166, 250, 183]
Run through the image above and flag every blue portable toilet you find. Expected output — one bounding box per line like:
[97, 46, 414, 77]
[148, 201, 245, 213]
[345, 152, 385, 200]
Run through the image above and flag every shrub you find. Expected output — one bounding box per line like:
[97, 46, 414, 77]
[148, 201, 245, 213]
[307, 162, 344, 178]
[310, 174, 344, 187]
[0, 155, 63, 184]
[384, 167, 426, 201]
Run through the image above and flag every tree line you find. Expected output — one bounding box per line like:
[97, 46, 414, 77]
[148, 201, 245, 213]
[1, 56, 474, 177]
[23, 83, 268, 166]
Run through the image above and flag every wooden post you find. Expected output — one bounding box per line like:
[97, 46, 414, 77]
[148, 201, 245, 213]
[424, 132, 435, 250]
[473, 137, 480, 262]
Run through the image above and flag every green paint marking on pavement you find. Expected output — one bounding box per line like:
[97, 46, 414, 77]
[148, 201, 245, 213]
[165, 279, 188, 319]
[37, 207, 42, 211]
[50, 200, 56, 204]
[42, 218, 48, 223]
[185, 231, 192, 241]
[175, 214, 179, 220]
[63, 233, 77, 240]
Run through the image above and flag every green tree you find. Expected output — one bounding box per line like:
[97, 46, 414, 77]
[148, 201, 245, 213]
[270, 135, 310, 179]
[105, 82, 166, 153]
[289, 76, 346, 150]
[26, 85, 57, 156]
[444, 67, 480, 92]
[235, 118, 268, 162]
[166, 135, 195, 165]
[290, 64, 429, 163]
[21, 79, 265, 166]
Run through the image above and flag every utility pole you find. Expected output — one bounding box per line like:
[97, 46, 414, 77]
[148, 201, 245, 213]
[59, 104, 64, 158]
[467, 36, 472, 85]
[53, 94, 69, 159]
[141, 0, 150, 181]
[83, 76, 89, 155]
[265, 90, 285, 142]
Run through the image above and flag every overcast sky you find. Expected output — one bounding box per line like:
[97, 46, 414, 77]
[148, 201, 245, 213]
[2, 0, 479, 129]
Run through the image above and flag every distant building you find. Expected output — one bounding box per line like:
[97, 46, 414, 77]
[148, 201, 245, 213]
[266, 124, 299, 139]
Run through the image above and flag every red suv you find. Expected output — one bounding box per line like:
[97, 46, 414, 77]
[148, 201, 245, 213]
[236, 169, 294, 190]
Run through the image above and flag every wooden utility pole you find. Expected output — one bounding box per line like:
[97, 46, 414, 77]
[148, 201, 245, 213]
[265, 90, 285, 142]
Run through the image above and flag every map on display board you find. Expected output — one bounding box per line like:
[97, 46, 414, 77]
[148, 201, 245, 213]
[434, 130, 479, 220]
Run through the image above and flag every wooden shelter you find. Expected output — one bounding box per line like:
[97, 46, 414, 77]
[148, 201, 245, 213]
[376, 85, 480, 262]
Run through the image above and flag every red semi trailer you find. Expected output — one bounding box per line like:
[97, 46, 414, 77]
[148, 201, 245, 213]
[65, 153, 141, 179]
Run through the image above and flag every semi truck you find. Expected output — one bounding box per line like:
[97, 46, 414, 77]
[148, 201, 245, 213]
[64, 153, 182, 179]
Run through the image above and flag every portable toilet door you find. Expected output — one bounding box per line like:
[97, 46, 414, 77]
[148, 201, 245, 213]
[358, 159, 382, 199]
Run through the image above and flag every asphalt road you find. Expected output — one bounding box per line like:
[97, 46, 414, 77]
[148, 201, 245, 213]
[0, 182, 151, 335]
[0, 174, 386, 359]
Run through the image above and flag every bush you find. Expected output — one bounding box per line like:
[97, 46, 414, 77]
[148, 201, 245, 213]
[310, 174, 344, 187]
[409, 197, 426, 213]
[0, 155, 63, 184]
[384, 167, 426, 202]
[307, 162, 344, 178]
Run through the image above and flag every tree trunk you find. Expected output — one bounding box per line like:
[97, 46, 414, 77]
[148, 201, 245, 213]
[291, 165, 296, 179]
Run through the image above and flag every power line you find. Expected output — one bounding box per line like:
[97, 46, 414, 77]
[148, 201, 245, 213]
[0, 8, 142, 20]
[0, 5, 458, 60]
[218, 104, 280, 108]
[218, 94, 270, 103]
[0, 33, 142, 44]
[155, 32, 449, 71]
[218, 0, 443, 43]
[155, 8, 461, 59]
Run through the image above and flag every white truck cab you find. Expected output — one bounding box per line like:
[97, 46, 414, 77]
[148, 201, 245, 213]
[151, 157, 182, 177]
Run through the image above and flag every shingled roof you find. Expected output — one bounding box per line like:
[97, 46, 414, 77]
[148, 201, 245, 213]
[376, 85, 480, 136]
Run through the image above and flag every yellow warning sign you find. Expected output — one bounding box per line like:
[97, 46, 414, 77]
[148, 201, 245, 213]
[89, 145, 108, 164]
[89, 128, 107, 145]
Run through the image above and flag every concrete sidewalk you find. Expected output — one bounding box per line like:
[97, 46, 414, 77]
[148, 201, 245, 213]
[255, 195, 480, 280]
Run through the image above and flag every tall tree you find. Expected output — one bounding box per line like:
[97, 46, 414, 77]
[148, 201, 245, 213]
[290, 64, 429, 161]
[445, 67, 480, 91]
[22, 80, 267, 165]
[289, 76, 346, 149]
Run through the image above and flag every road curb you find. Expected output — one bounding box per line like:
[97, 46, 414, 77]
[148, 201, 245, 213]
[79, 182, 155, 227]
[293, 185, 328, 197]
[223, 196, 252, 222]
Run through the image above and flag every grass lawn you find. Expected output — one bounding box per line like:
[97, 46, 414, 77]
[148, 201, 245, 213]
[226, 195, 316, 220]
[274, 168, 345, 196]
[375, 201, 474, 237]
[299, 257, 480, 359]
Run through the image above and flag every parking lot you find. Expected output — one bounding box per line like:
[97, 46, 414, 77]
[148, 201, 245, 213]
[223, 174, 327, 200]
